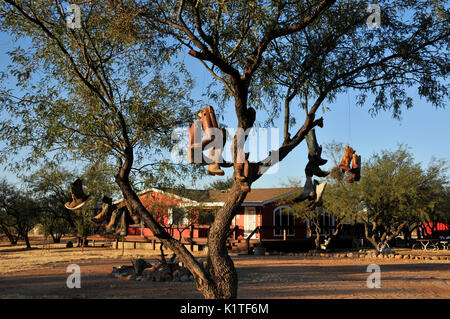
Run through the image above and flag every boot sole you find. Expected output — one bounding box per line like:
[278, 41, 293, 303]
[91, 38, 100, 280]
[65, 196, 92, 210]
[207, 170, 225, 176]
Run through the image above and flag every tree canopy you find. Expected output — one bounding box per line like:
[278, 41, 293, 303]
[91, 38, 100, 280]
[0, 179, 40, 248]
[0, 0, 199, 187]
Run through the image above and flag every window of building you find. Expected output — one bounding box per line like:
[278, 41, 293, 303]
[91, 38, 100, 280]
[273, 206, 294, 236]
[167, 207, 189, 225]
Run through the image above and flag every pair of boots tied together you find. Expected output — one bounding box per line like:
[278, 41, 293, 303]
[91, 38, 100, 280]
[188, 105, 226, 176]
[91, 195, 140, 236]
[293, 129, 328, 207]
[65, 178, 91, 210]
[339, 145, 361, 183]
[304, 129, 329, 178]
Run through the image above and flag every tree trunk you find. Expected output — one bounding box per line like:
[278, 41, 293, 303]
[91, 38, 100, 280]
[3, 232, 18, 245]
[114, 149, 220, 298]
[204, 183, 247, 298]
[51, 233, 62, 243]
[384, 221, 408, 247]
[327, 223, 342, 248]
[312, 220, 321, 249]
[113, 80, 252, 299]
[403, 224, 417, 248]
[23, 233, 31, 249]
[363, 222, 380, 251]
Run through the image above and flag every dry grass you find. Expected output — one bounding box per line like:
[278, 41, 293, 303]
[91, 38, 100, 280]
[0, 236, 449, 298]
[0, 236, 206, 275]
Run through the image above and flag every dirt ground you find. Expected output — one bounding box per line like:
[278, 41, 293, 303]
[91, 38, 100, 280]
[0, 236, 449, 299]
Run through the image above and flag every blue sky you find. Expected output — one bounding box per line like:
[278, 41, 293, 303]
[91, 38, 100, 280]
[0, 32, 448, 190]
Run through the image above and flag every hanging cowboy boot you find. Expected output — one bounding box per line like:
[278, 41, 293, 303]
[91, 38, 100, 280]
[233, 162, 245, 181]
[345, 154, 361, 183]
[339, 145, 355, 172]
[207, 148, 225, 176]
[105, 207, 122, 233]
[233, 148, 247, 181]
[232, 150, 250, 191]
[91, 196, 115, 224]
[240, 159, 251, 192]
[303, 175, 316, 200]
[129, 208, 141, 224]
[294, 175, 316, 203]
[305, 161, 330, 178]
[188, 120, 203, 165]
[200, 105, 219, 150]
[306, 129, 328, 166]
[353, 154, 361, 182]
[304, 130, 329, 177]
[65, 178, 91, 210]
[240, 181, 250, 192]
[117, 210, 128, 236]
[233, 162, 251, 191]
[206, 127, 226, 176]
[314, 180, 327, 205]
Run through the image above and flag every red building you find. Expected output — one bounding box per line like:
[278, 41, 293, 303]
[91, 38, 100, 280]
[115, 187, 326, 241]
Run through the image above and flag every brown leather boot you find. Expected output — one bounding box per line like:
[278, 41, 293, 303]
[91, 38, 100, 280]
[303, 175, 316, 199]
[200, 105, 219, 148]
[233, 161, 245, 181]
[241, 159, 251, 192]
[240, 181, 250, 192]
[353, 154, 361, 182]
[207, 148, 225, 176]
[339, 145, 355, 172]
[188, 120, 203, 164]
[91, 196, 114, 223]
[129, 209, 141, 224]
[345, 154, 361, 183]
[105, 207, 121, 233]
[65, 179, 91, 210]
[91, 203, 109, 223]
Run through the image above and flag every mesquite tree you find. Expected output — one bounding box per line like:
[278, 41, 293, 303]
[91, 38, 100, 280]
[0, 180, 40, 248]
[137, 0, 447, 297]
[0, 0, 448, 299]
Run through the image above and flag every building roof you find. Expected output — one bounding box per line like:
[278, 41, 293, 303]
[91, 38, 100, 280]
[206, 188, 298, 205]
[115, 187, 298, 207]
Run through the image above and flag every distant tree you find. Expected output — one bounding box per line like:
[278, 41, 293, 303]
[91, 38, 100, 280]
[435, 187, 450, 225]
[413, 167, 450, 240]
[208, 177, 235, 190]
[0, 180, 40, 248]
[38, 214, 71, 243]
[322, 141, 365, 246]
[326, 145, 448, 251]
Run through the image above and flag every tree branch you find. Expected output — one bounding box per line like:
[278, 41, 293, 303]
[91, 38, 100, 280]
[243, 0, 337, 82]
[3, 0, 111, 108]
